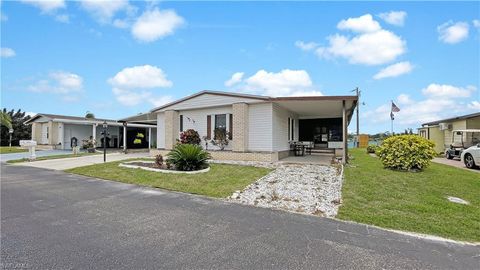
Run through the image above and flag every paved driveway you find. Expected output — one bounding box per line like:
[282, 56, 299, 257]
[433, 157, 480, 173]
[0, 149, 72, 163]
[11, 152, 149, 170]
[1, 164, 479, 270]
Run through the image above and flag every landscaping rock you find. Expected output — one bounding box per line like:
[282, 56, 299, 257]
[227, 163, 344, 217]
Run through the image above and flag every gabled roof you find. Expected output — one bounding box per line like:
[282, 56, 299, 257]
[150, 90, 357, 112]
[150, 90, 270, 112]
[24, 113, 116, 125]
[422, 112, 480, 126]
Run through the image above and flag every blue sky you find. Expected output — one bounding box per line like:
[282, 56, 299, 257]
[1, 1, 479, 134]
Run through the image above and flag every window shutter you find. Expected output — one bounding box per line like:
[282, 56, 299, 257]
[291, 118, 295, 141]
[179, 115, 183, 132]
[229, 114, 233, 140]
[288, 118, 291, 141]
[206, 115, 211, 139]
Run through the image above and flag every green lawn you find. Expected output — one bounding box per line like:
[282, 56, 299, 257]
[66, 161, 272, 198]
[0, 146, 27, 154]
[338, 148, 480, 242]
[7, 152, 100, 163]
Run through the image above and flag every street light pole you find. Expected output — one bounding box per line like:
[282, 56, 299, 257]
[102, 121, 108, 162]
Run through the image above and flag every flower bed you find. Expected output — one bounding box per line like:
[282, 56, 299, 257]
[119, 161, 210, 174]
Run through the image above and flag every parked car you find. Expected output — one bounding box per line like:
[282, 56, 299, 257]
[445, 129, 480, 160]
[461, 144, 480, 169]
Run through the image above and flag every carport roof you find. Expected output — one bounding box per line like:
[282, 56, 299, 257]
[24, 113, 117, 125]
[422, 112, 480, 126]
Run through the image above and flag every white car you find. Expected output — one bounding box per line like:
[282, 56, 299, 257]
[460, 144, 480, 169]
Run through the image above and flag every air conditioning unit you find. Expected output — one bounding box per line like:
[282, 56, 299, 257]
[439, 123, 452, 130]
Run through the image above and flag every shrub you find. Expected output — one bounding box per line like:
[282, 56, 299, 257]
[366, 145, 378, 154]
[210, 128, 230, 150]
[179, 129, 201, 145]
[155, 154, 163, 167]
[166, 144, 211, 171]
[376, 135, 436, 171]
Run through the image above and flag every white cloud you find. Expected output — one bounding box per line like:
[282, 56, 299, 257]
[468, 101, 480, 110]
[397, 94, 413, 105]
[1, 13, 7, 22]
[108, 65, 173, 106]
[473, 20, 480, 28]
[303, 14, 406, 66]
[373, 61, 413, 80]
[131, 8, 184, 42]
[337, 14, 381, 33]
[21, 0, 65, 13]
[226, 69, 321, 97]
[438, 21, 469, 44]
[28, 71, 83, 102]
[316, 29, 406, 65]
[150, 95, 174, 107]
[295, 41, 319, 51]
[364, 84, 478, 126]
[1, 47, 16, 58]
[55, 14, 69, 23]
[224, 72, 244, 87]
[80, 0, 130, 24]
[108, 65, 172, 89]
[378, 11, 407, 26]
[421, 84, 474, 98]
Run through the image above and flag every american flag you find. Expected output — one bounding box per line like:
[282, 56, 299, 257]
[390, 101, 400, 120]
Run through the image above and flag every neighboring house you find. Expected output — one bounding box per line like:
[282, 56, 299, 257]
[418, 112, 480, 153]
[146, 90, 357, 163]
[25, 113, 156, 150]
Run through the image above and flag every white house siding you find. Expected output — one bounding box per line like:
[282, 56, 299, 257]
[248, 103, 273, 152]
[63, 124, 92, 149]
[272, 103, 298, 151]
[157, 112, 165, 149]
[179, 106, 233, 151]
[159, 93, 263, 112]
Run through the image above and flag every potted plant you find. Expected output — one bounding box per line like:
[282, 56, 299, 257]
[210, 128, 230, 150]
[82, 137, 96, 153]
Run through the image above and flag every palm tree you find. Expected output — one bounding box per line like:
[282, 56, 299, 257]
[1, 111, 12, 130]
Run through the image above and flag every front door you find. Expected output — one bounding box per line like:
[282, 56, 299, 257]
[41, 123, 49, 144]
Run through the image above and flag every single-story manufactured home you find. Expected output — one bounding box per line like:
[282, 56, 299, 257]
[144, 90, 357, 163]
[418, 112, 480, 153]
[25, 113, 157, 150]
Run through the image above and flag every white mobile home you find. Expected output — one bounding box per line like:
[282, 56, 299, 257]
[148, 91, 357, 163]
[25, 113, 156, 150]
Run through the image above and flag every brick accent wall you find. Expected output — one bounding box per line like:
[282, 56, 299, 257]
[150, 149, 279, 162]
[232, 103, 249, 152]
[164, 110, 179, 150]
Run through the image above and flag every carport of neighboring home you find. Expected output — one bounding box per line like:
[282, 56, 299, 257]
[25, 113, 157, 151]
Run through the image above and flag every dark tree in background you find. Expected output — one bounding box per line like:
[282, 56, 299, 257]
[0, 109, 32, 146]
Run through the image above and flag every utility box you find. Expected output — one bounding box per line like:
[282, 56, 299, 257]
[358, 134, 369, 148]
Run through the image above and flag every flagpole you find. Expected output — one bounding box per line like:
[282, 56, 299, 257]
[390, 100, 393, 135]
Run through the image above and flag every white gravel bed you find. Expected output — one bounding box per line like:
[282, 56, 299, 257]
[228, 163, 344, 217]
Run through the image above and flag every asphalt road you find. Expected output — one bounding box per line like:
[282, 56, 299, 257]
[1, 164, 479, 270]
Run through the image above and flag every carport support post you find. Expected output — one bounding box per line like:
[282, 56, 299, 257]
[342, 100, 348, 164]
[148, 127, 152, 149]
[92, 124, 96, 142]
[123, 124, 127, 153]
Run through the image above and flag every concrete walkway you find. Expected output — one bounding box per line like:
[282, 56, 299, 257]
[432, 157, 480, 173]
[11, 152, 150, 170]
